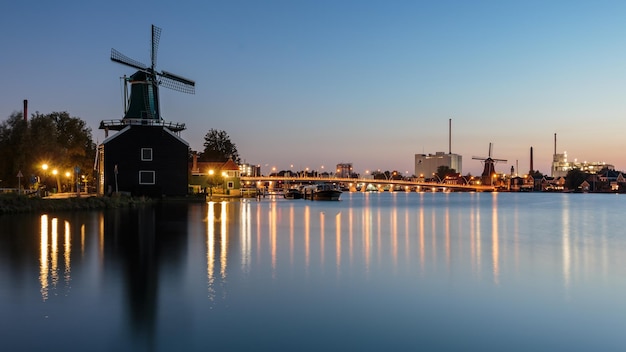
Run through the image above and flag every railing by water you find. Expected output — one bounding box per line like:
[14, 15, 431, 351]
[240, 176, 495, 192]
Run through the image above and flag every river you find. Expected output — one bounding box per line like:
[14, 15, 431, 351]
[1, 192, 625, 351]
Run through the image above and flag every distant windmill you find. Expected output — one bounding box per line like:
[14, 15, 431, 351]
[106, 24, 195, 132]
[472, 143, 507, 186]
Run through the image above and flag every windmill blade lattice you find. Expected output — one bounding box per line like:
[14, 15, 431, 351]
[160, 71, 195, 93]
[151, 25, 161, 69]
[111, 49, 148, 72]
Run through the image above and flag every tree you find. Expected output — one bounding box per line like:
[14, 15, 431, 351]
[564, 168, 588, 191]
[372, 170, 389, 180]
[436, 165, 457, 180]
[199, 129, 240, 163]
[0, 111, 96, 190]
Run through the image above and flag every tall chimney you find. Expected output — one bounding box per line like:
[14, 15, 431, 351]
[192, 152, 198, 173]
[23, 99, 28, 122]
[530, 146, 534, 173]
[448, 118, 451, 154]
[554, 133, 557, 155]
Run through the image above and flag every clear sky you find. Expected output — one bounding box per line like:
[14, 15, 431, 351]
[2, 0, 626, 176]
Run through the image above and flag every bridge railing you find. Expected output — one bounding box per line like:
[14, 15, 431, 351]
[239, 176, 494, 191]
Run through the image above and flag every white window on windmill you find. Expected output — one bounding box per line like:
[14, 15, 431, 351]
[139, 171, 155, 185]
[141, 148, 153, 161]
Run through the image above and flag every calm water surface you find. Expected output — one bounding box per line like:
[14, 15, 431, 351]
[1, 192, 625, 351]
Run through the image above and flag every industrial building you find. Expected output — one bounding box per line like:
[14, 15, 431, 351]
[414, 119, 462, 179]
[414, 152, 463, 178]
[551, 134, 614, 177]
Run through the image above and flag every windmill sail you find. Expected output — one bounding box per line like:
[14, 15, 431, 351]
[103, 24, 195, 132]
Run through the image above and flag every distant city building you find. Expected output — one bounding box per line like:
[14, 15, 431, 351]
[551, 151, 614, 177]
[336, 163, 353, 178]
[414, 152, 462, 178]
[239, 163, 261, 177]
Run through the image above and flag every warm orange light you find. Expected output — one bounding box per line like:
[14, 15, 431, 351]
[208, 169, 214, 175]
[42, 164, 49, 171]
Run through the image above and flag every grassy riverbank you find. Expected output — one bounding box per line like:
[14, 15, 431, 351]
[0, 193, 153, 214]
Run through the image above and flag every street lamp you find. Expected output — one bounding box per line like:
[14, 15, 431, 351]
[207, 169, 214, 198]
[51, 169, 62, 193]
[40, 164, 49, 195]
[65, 171, 71, 192]
[222, 171, 229, 193]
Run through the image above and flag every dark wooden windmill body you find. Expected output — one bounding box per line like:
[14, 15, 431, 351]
[97, 25, 195, 197]
[472, 143, 507, 186]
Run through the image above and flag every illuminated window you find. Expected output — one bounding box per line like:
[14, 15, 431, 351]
[139, 171, 155, 184]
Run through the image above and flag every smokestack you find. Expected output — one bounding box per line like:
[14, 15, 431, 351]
[448, 118, 451, 154]
[530, 146, 534, 173]
[23, 99, 28, 122]
[554, 133, 557, 155]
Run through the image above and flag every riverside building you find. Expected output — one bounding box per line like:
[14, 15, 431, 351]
[414, 152, 463, 179]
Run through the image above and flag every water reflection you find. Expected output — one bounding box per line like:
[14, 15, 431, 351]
[240, 200, 251, 273]
[4, 193, 626, 350]
[492, 193, 500, 285]
[39, 215, 74, 301]
[207, 201, 215, 300]
[562, 195, 571, 290]
[64, 220, 71, 289]
[32, 193, 617, 308]
[39, 215, 49, 301]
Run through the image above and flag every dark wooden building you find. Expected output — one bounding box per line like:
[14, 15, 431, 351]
[98, 25, 195, 197]
[97, 125, 189, 197]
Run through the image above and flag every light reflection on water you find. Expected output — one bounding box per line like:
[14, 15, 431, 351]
[2, 192, 626, 351]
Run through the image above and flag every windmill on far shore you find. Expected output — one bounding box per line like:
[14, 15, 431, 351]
[472, 143, 507, 186]
[100, 24, 195, 133]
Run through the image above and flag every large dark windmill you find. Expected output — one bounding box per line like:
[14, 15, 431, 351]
[101, 24, 195, 133]
[472, 143, 507, 186]
[97, 25, 194, 197]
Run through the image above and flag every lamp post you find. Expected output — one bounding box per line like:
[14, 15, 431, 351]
[41, 164, 49, 196]
[222, 171, 229, 194]
[65, 171, 71, 192]
[52, 169, 61, 193]
[208, 169, 214, 199]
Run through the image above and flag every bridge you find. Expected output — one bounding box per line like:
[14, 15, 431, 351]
[240, 176, 495, 192]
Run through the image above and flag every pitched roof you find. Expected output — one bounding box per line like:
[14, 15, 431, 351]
[192, 159, 240, 173]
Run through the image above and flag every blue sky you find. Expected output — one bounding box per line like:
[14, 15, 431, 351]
[2, 0, 626, 176]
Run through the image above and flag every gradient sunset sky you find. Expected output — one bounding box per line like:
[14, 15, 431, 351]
[2, 0, 625, 176]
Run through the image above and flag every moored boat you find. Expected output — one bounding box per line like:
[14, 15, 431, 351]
[302, 184, 342, 201]
[284, 188, 303, 199]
